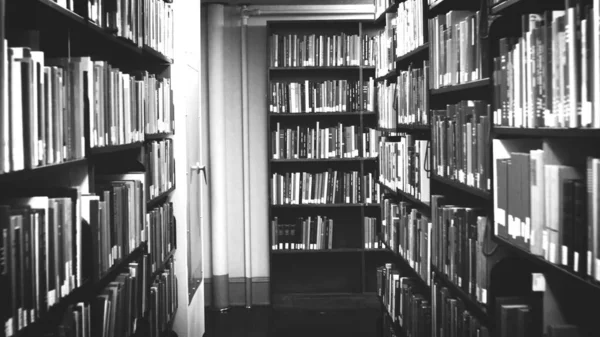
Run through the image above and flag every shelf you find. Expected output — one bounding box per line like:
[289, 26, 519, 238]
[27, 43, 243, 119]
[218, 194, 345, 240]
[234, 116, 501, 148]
[428, 0, 481, 17]
[34, 0, 169, 65]
[375, 69, 397, 82]
[493, 127, 600, 138]
[269, 66, 362, 71]
[142, 45, 173, 64]
[376, 181, 431, 212]
[493, 236, 600, 292]
[430, 78, 491, 95]
[491, 0, 521, 14]
[432, 265, 488, 325]
[431, 174, 492, 200]
[89, 142, 144, 155]
[15, 244, 147, 337]
[147, 186, 175, 209]
[145, 133, 174, 141]
[374, 1, 400, 25]
[271, 203, 380, 209]
[395, 43, 429, 69]
[379, 234, 431, 294]
[0, 159, 88, 181]
[490, 0, 564, 16]
[271, 157, 377, 163]
[270, 111, 376, 117]
[152, 249, 176, 279]
[272, 248, 365, 254]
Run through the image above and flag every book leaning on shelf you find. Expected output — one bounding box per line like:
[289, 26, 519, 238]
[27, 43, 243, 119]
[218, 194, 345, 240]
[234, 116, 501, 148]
[429, 11, 486, 89]
[379, 135, 430, 202]
[270, 170, 380, 205]
[269, 79, 375, 113]
[431, 100, 491, 191]
[271, 215, 333, 251]
[493, 5, 600, 129]
[271, 123, 380, 159]
[268, 33, 365, 68]
[431, 195, 489, 306]
[380, 198, 432, 285]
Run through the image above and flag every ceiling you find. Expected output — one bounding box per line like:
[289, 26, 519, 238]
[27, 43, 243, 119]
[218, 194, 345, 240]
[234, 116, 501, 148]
[201, 0, 372, 4]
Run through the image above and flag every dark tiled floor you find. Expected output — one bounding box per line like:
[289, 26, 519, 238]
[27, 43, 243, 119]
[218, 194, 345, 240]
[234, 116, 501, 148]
[204, 295, 382, 337]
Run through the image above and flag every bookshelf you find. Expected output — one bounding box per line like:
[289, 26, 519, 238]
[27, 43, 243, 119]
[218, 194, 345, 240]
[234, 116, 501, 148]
[374, 0, 600, 336]
[267, 20, 385, 299]
[1, 0, 178, 336]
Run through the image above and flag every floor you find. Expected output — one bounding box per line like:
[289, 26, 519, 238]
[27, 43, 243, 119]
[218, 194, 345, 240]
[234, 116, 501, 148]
[204, 295, 383, 337]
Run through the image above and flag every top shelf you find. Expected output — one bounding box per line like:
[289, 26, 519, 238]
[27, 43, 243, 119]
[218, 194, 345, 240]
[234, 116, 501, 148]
[430, 78, 491, 96]
[494, 127, 600, 138]
[30, 0, 172, 65]
[428, 0, 481, 17]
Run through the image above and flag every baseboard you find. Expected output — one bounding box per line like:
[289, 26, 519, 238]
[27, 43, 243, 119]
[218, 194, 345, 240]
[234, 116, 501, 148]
[204, 277, 270, 307]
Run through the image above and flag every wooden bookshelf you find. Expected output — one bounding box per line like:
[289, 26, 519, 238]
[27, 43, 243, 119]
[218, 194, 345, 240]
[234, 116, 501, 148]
[267, 20, 383, 297]
[2, 0, 178, 335]
[430, 78, 491, 95]
[395, 43, 429, 70]
[493, 127, 600, 138]
[431, 174, 492, 200]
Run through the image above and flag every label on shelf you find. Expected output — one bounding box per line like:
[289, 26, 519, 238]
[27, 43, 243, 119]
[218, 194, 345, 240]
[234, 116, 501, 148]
[561, 246, 568, 266]
[508, 215, 515, 238]
[532, 273, 546, 292]
[542, 230, 549, 260]
[459, 170, 465, 184]
[549, 243, 556, 264]
[482, 288, 488, 304]
[588, 251, 593, 276]
[574, 252, 579, 273]
[595, 259, 600, 281]
[525, 218, 531, 242]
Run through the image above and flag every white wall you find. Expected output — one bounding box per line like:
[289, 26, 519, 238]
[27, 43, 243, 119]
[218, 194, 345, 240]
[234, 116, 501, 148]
[172, 0, 205, 335]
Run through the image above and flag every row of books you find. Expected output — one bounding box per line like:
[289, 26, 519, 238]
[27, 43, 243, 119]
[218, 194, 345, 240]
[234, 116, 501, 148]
[364, 216, 380, 249]
[493, 141, 600, 281]
[376, 265, 431, 336]
[431, 195, 489, 306]
[431, 279, 490, 337]
[429, 11, 485, 89]
[268, 79, 375, 114]
[145, 140, 175, 201]
[431, 101, 492, 192]
[271, 124, 380, 160]
[270, 170, 381, 205]
[147, 202, 175, 274]
[69, 0, 174, 58]
[0, 45, 175, 174]
[377, 63, 430, 129]
[148, 260, 177, 337]
[380, 199, 432, 285]
[395, 0, 426, 58]
[379, 136, 431, 202]
[268, 33, 367, 68]
[270, 216, 334, 251]
[373, 14, 398, 77]
[493, 8, 600, 128]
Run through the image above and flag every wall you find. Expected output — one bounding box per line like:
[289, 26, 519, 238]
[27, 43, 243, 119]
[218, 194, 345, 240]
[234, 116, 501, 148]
[202, 4, 374, 307]
[172, 0, 205, 336]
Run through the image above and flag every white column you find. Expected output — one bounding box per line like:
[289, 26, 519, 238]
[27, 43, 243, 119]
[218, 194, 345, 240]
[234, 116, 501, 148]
[207, 3, 229, 310]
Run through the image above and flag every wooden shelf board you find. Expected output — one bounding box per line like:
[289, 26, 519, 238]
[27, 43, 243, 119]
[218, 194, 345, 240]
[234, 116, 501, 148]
[493, 127, 600, 138]
[375, 69, 397, 82]
[271, 157, 377, 163]
[89, 142, 144, 155]
[395, 43, 429, 67]
[147, 185, 176, 209]
[272, 203, 380, 209]
[493, 235, 600, 292]
[145, 132, 174, 141]
[270, 111, 376, 117]
[376, 181, 431, 212]
[272, 248, 365, 254]
[430, 78, 491, 95]
[0, 159, 87, 181]
[269, 66, 362, 71]
[432, 174, 491, 200]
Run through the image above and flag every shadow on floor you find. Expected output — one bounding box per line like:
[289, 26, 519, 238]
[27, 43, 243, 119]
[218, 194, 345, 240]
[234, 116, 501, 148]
[204, 306, 382, 337]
